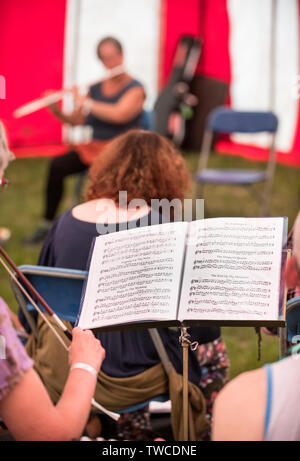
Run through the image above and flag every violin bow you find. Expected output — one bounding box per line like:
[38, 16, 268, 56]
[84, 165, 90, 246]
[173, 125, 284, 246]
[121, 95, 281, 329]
[0, 245, 120, 421]
[0, 246, 72, 340]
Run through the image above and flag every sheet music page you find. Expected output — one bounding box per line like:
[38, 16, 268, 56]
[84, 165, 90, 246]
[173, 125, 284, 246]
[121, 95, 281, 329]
[78, 221, 188, 329]
[178, 217, 284, 322]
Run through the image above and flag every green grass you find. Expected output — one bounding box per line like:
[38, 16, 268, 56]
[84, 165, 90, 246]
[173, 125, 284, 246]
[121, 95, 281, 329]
[0, 152, 299, 379]
[0, 157, 76, 309]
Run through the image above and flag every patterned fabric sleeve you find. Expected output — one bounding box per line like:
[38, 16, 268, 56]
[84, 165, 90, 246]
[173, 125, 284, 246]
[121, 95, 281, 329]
[0, 298, 33, 401]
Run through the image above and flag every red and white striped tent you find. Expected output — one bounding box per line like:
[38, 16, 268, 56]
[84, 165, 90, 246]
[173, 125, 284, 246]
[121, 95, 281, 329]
[0, 0, 300, 167]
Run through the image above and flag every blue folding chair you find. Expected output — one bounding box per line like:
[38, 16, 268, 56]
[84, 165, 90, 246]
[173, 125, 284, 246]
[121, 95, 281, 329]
[194, 107, 279, 216]
[11, 265, 169, 414]
[11, 265, 87, 337]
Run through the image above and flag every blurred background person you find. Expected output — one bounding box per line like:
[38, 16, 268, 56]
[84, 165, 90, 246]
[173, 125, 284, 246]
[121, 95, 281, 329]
[24, 36, 145, 245]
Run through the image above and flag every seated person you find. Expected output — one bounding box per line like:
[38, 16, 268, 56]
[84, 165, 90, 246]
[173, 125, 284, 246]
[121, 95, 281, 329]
[24, 36, 146, 244]
[0, 297, 105, 441]
[24, 129, 229, 440]
[212, 212, 300, 441]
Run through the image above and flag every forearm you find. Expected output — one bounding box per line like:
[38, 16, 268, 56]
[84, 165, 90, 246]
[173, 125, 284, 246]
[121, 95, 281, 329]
[54, 368, 97, 440]
[0, 327, 104, 441]
[0, 368, 96, 441]
[89, 100, 133, 124]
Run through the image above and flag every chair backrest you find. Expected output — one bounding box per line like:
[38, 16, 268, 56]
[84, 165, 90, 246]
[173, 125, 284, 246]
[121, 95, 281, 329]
[140, 110, 154, 130]
[198, 106, 279, 181]
[208, 107, 278, 134]
[15, 265, 87, 323]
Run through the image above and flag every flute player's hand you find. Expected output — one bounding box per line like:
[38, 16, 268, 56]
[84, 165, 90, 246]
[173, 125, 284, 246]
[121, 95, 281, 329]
[43, 90, 61, 113]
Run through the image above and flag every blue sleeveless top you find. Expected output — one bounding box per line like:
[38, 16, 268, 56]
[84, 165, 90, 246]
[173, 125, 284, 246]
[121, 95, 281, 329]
[86, 79, 144, 140]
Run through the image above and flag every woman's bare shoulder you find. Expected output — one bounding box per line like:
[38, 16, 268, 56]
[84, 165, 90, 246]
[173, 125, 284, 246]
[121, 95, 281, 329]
[72, 200, 99, 223]
[212, 367, 266, 441]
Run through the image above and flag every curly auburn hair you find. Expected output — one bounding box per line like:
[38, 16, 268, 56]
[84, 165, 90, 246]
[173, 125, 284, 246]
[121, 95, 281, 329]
[86, 129, 190, 205]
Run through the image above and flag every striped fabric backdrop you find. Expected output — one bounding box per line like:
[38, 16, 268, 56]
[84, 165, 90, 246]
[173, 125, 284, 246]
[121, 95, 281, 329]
[0, 0, 299, 166]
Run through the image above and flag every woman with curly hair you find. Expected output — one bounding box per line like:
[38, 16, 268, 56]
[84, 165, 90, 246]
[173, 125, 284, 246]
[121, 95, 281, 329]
[26, 129, 229, 440]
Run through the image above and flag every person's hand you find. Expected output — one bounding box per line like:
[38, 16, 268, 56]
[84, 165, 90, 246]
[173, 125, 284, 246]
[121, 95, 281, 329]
[70, 86, 91, 112]
[42, 90, 61, 113]
[68, 327, 106, 373]
[74, 93, 89, 109]
[262, 326, 278, 336]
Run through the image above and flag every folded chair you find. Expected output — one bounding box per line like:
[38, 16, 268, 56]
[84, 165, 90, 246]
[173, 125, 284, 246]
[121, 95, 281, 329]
[11, 265, 169, 414]
[194, 107, 279, 216]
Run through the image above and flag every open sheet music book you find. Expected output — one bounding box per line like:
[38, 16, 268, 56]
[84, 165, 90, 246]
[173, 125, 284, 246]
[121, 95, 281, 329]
[76, 217, 288, 331]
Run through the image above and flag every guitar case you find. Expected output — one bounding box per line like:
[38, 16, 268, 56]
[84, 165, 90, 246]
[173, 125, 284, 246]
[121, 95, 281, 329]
[153, 35, 202, 145]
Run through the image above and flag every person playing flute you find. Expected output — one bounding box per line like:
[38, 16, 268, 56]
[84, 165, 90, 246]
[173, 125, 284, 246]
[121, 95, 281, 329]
[24, 36, 146, 245]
